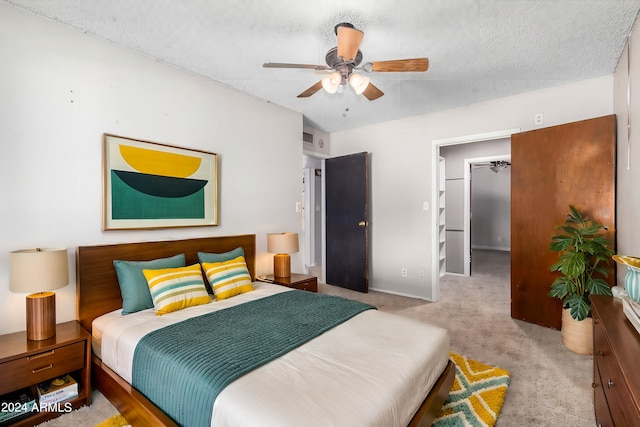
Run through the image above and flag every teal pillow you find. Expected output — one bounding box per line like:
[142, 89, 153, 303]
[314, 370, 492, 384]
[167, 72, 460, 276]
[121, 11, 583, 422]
[197, 247, 245, 264]
[114, 254, 186, 314]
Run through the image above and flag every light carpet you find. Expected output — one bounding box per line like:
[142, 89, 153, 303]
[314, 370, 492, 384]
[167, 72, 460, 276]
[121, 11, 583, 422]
[434, 352, 510, 427]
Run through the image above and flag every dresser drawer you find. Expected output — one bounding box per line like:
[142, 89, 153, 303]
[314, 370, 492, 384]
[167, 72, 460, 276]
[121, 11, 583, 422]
[594, 360, 614, 427]
[0, 341, 85, 395]
[594, 319, 640, 426]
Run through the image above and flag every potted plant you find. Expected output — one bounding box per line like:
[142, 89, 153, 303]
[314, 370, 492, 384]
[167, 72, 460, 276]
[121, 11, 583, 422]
[548, 205, 613, 354]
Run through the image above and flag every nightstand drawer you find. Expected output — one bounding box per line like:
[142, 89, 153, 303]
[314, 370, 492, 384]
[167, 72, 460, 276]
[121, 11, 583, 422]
[291, 279, 318, 292]
[261, 274, 318, 293]
[0, 341, 85, 395]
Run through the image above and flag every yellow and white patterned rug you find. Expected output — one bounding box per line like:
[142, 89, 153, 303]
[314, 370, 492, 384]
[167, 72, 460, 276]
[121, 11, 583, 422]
[433, 352, 510, 427]
[95, 414, 130, 427]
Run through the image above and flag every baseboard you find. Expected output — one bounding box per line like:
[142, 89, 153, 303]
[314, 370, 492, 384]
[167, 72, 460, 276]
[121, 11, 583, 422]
[367, 286, 433, 302]
[472, 245, 510, 252]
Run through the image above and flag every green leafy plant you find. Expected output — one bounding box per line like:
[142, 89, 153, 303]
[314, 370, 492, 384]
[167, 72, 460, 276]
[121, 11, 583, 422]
[549, 205, 613, 321]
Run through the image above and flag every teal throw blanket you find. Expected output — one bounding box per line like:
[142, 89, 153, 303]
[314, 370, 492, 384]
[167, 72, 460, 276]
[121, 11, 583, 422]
[132, 290, 375, 427]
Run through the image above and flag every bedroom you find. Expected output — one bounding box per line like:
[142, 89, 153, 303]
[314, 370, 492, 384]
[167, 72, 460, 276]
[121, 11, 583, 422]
[1, 1, 639, 426]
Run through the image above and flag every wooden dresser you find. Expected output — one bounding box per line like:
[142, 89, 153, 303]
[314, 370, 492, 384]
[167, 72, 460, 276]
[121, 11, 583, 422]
[591, 295, 640, 426]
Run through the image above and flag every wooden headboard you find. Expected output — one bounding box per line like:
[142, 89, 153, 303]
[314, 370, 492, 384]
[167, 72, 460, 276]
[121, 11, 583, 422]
[76, 234, 256, 332]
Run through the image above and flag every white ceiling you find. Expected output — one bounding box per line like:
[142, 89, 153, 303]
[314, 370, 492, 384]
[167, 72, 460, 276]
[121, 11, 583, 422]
[5, 0, 640, 132]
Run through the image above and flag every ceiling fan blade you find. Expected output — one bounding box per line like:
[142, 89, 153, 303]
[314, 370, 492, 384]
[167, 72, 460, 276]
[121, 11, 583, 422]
[370, 58, 429, 72]
[264, 62, 332, 71]
[362, 82, 384, 101]
[337, 26, 364, 62]
[297, 81, 323, 98]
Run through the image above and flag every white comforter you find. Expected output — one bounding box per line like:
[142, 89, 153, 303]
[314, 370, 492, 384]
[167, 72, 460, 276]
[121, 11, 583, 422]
[93, 283, 449, 427]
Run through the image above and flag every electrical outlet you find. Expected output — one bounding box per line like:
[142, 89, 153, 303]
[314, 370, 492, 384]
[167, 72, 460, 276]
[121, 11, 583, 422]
[419, 269, 425, 278]
[535, 113, 544, 125]
[497, 235, 502, 242]
[423, 201, 429, 211]
[401, 268, 408, 277]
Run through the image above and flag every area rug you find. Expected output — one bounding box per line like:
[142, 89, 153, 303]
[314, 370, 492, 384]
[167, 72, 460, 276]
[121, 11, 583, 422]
[433, 352, 510, 427]
[95, 414, 130, 427]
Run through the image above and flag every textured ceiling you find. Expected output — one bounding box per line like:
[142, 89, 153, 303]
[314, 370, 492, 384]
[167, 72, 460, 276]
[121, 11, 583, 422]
[5, 0, 640, 132]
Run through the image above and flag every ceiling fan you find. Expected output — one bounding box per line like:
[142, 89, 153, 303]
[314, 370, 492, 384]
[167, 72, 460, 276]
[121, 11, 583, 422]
[473, 160, 512, 173]
[263, 23, 429, 101]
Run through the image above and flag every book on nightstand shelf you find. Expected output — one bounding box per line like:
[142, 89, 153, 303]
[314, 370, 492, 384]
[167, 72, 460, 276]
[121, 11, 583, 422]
[36, 375, 78, 405]
[0, 387, 36, 426]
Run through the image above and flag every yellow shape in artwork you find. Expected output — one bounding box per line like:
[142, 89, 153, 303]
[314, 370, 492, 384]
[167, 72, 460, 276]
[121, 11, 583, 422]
[119, 145, 201, 178]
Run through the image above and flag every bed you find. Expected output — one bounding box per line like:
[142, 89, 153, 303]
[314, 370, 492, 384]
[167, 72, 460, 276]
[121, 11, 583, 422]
[76, 234, 454, 427]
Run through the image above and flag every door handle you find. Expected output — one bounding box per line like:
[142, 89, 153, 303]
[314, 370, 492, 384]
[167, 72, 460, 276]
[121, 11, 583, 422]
[358, 221, 368, 227]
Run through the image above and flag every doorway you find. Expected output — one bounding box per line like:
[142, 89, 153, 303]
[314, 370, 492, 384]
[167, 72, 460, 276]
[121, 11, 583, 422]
[465, 155, 511, 276]
[431, 129, 519, 301]
[302, 151, 370, 292]
[303, 155, 324, 281]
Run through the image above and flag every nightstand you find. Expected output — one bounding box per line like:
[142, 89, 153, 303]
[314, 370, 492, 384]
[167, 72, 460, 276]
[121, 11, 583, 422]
[0, 321, 91, 426]
[260, 273, 318, 292]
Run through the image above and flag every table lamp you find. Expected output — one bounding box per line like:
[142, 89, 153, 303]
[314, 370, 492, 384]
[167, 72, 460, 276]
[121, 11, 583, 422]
[10, 248, 69, 341]
[267, 232, 299, 278]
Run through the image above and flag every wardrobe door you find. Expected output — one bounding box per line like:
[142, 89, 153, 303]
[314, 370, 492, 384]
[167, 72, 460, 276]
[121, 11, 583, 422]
[511, 115, 616, 329]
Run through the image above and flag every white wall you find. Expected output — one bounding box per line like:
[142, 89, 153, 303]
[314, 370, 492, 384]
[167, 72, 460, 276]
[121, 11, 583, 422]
[471, 167, 511, 251]
[0, 4, 304, 335]
[303, 126, 330, 157]
[614, 20, 640, 284]
[331, 77, 613, 299]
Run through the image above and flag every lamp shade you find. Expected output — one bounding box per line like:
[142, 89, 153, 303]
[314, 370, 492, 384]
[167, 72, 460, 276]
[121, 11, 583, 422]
[10, 248, 69, 293]
[267, 233, 299, 278]
[267, 233, 299, 254]
[349, 73, 370, 95]
[321, 72, 342, 94]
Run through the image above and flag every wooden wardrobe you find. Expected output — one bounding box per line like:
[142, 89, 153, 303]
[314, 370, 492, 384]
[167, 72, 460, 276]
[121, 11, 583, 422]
[511, 115, 616, 330]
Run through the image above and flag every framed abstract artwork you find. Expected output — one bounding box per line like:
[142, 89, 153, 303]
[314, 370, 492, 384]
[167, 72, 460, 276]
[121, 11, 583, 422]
[103, 133, 218, 230]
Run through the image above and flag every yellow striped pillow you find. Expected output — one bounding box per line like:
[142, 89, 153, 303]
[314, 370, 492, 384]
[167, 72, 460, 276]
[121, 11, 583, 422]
[201, 256, 254, 301]
[142, 264, 211, 315]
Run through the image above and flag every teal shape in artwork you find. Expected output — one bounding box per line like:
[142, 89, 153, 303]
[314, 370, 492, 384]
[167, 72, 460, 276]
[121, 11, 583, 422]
[111, 170, 206, 219]
[113, 170, 207, 198]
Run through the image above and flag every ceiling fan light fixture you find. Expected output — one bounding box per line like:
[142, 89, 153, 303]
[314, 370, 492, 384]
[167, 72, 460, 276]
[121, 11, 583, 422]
[349, 73, 370, 95]
[490, 161, 510, 173]
[265, 23, 429, 102]
[321, 72, 341, 94]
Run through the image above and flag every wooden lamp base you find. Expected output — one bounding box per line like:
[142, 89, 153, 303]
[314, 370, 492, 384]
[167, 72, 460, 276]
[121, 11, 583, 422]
[273, 254, 291, 278]
[26, 292, 56, 341]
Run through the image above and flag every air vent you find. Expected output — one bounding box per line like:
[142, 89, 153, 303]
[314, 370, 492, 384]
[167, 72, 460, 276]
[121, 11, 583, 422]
[303, 131, 314, 144]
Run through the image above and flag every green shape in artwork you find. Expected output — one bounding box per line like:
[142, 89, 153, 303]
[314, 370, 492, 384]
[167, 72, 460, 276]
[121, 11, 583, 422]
[113, 170, 207, 198]
[111, 170, 206, 219]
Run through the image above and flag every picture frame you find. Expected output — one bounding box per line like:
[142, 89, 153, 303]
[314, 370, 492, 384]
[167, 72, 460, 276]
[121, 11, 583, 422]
[103, 133, 218, 230]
